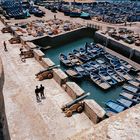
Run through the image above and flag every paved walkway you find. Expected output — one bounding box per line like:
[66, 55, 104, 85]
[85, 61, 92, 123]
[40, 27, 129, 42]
[0, 21, 92, 140]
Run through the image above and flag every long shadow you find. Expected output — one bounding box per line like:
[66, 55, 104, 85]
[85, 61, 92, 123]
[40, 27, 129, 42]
[0, 58, 10, 140]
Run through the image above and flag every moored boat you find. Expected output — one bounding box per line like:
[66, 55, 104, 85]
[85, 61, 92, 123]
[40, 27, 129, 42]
[59, 53, 74, 67]
[107, 66, 124, 83]
[99, 68, 117, 86]
[119, 59, 138, 74]
[90, 72, 111, 90]
[127, 80, 140, 87]
[74, 66, 89, 77]
[67, 53, 83, 66]
[123, 85, 139, 93]
[87, 61, 100, 69]
[80, 12, 91, 19]
[114, 67, 132, 81]
[136, 77, 140, 83]
[105, 100, 125, 113]
[72, 49, 91, 62]
[82, 63, 96, 72]
[117, 97, 133, 108]
[65, 69, 83, 80]
[120, 92, 140, 104]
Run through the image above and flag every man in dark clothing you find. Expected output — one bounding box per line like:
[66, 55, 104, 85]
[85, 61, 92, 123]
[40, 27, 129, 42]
[40, 84, 45, 99]
[35, 86, 40, 101]
[3, 41, 8, 52]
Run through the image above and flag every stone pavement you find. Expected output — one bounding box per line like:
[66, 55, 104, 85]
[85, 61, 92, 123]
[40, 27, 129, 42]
[0, 21, 93, 140]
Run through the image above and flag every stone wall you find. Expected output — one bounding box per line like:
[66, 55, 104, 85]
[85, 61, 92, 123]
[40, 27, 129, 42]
[65, 82, 84, 99]
[84, 99, 106, 124]
[0, 58, 10, 140]
[32, 27, 95, 48]
[94, 32, 140, 64]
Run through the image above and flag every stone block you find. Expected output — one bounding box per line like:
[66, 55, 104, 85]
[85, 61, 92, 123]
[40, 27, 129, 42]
[33, 49, 45, 62]
[26, 42, 36, 50]
[84, 99, 105, 124]
[41, 58, 55, 68]
[65, 82, 84, 99]
[20, 36, 26, 45]
[53, 69, 68, 86]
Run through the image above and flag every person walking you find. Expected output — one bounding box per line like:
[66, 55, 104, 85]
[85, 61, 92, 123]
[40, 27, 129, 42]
[3, 41, 8, 52]
[40, 84, 45, 99]
[35, 86, 40, 102]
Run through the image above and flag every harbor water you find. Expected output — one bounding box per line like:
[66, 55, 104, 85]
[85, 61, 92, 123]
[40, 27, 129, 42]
[43, 37, 122, 107]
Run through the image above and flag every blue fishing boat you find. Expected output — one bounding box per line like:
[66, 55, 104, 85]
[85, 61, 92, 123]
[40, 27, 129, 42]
[105, 100, 125, 113]
[117, 97, 133, 108]
[105, 53, 117, 61]
[80, 12, 91, 19]
[120, 92, 140, 104]
[82, 63, 96, 72]
[99, 68, 117, 86]
[65, 69, 83, 80]
[69, 10, 81, 17]
[59, 53, 74, 67]
[123, 85, 139, 94]
[90, 72, 111, 90]
[107, 66, 124, 83]
[79, 48, 94, 59]
[96, 58, 105, 65]
[87, 61, 100, 69]
[119, 59, 138, 74]
[105, 108, 117, 117]
[136, 77, 140, 83]
[127, 80, 140, 87]
[72, 49, 91, 62]
[67, 53, 83, 66]
[86, 43, 104, 55]
[74, 66, 89, 77]
[114, 67, 132, 81]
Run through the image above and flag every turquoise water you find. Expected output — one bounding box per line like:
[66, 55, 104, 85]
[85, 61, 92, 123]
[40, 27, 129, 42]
[44, 37, 122, 107]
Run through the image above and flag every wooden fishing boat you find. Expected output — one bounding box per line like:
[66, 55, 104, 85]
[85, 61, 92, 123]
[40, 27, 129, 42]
[136, 77, 140, 83]
[119, 59, 138, 74]
[105, 100, 125, 113]
[65, 69, 83, 80]
[86, 43, 104, 56]
[117, 97, 133, 108]
[72, 49, 90, 62]
[114, 67, 132, 81]
[99, 68, 117, 86]
[119, 59, 133, 69]
[123, 85, 139, 94]
[105, 52, 117, 61]
[105, 108, 117, 117]
[127, 80, 140, 87]
[79, 48, 94, 59]
[69, 10, 81, 17]
[82, 63, 96, 72]
[67, 53, 83, 66]
[107, 66, 124, 83]
[80, 12, 91, 19]
[74, 66, 89, 77]
[59, 53, 74, 67]
[87, 61, 100, 69]
[120, 92, 140, 104]
[110, 59, 129, 73]
[90, 72, 111, 90]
